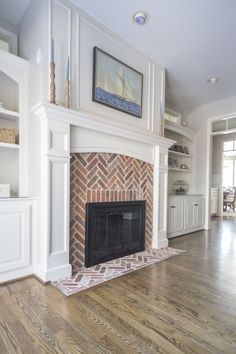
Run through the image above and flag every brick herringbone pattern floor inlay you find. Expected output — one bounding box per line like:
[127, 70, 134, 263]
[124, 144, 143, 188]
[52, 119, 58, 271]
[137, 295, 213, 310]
[52, 247, 184, 296]
[70, 153, 154, 271]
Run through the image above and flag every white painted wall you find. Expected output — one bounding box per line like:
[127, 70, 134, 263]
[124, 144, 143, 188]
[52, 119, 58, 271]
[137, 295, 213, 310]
[18, 0, 164, 137]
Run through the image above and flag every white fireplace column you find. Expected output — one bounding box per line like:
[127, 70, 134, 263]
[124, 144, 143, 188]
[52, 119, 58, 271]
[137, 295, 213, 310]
[152, 145, 169, 248]
[32, 108, 72, 281]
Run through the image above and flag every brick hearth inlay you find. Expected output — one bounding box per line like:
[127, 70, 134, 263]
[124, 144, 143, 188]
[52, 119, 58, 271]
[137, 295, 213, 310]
[52, 247, 185, 296]
[70, 153, 154, 271]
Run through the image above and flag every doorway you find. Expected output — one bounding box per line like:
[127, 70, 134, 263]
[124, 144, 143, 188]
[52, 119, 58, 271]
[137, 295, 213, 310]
[211, 133, 236, 218]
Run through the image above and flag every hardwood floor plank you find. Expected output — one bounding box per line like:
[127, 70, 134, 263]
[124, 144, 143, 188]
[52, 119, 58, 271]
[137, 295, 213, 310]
[1, 285, 66, 354]
[87, 284, 230, 354]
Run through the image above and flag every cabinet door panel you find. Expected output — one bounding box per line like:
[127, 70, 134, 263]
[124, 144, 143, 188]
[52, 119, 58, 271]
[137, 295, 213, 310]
[173, 200, 184, 232]
[194, 199, 205, 227]
[0, 204, 30, 273]
[185, 199, 194, 229]
[167, 204, 175, 234]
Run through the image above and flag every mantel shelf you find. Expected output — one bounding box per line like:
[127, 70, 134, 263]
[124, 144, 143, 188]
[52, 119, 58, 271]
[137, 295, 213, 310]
[31, 103, 175, 150]
[168, 150, 192, 158]
[0, 109, 19, 120]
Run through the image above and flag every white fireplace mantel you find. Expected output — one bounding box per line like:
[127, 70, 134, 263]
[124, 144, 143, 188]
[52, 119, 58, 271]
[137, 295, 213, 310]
[31, 103, 174, 282]
[32, 102, 173, 148]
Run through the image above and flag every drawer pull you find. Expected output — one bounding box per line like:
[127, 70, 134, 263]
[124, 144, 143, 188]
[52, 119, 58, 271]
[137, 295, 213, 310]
[194, 204, 198, 207]
[170, 206, 175, 209]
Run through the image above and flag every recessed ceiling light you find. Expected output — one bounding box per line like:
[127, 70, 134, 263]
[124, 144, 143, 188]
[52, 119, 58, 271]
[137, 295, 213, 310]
[133, 11, 149, 25]
[207, 77, 219, 84]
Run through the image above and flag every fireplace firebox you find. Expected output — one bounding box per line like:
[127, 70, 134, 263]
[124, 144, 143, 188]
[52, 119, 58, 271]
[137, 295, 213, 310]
[85, 200, 145, 267]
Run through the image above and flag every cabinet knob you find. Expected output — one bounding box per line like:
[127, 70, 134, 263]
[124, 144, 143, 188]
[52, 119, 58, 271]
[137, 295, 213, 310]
[194, 204, 198, 207]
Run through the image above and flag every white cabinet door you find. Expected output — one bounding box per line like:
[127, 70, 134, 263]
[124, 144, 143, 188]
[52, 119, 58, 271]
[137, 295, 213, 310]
[193, 198, 205, 227]
[0, 202, 31, 275]
[174, 199, 185, 232]
[185, 198, 194, 229]
[167, 199, 184, 234]
[167, 204, 175, 234]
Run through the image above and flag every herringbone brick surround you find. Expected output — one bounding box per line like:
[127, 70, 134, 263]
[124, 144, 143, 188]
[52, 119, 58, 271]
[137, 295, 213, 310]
[70, 153, 154, 271]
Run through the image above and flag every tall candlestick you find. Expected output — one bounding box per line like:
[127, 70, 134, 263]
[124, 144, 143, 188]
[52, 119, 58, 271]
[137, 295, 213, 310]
[66, 56, 70, 80]
[51, 38, 54, 63]
[64, 79, 70, 108]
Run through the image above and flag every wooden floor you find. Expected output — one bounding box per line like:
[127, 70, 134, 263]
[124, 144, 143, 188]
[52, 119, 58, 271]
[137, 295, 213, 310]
[0, 217, 236, 353]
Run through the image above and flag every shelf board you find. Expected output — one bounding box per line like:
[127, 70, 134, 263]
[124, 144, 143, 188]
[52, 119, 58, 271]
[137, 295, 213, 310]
[0, 108, 19, 120]
[0, 142, 20, 149]
[169, 167, 192, 172]
[169, 150, 192, 158]
[165, 120, 195, 141]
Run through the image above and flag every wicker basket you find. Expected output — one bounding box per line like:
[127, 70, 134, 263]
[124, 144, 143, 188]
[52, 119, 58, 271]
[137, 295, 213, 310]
[0, 127, 16, 144]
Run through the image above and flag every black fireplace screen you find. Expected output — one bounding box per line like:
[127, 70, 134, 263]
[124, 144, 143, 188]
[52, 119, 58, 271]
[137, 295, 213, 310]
[85, 201, 145, 267]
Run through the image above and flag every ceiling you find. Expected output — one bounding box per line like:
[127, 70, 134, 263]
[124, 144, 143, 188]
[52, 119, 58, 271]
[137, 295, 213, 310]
[1, 0, 236, 117]
[0, 0, 31, 26]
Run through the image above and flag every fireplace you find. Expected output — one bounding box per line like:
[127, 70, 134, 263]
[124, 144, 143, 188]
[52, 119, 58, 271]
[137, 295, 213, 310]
[85, 200, 145, 267]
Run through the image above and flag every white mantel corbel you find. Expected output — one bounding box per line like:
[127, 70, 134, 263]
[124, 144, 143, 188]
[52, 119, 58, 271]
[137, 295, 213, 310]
[31, 103, 174, 281]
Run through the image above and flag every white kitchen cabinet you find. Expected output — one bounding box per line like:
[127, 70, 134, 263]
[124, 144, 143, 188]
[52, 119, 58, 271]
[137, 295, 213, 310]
[167, 195, 205, 238]
[0, 199, 34, 283]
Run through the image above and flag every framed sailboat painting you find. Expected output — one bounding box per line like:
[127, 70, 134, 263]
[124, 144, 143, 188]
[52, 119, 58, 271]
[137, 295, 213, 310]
[92, 47, 143, 118]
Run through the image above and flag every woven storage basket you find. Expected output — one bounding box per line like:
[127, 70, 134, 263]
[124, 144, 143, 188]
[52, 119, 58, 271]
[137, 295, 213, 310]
[0, 127, 16, 144]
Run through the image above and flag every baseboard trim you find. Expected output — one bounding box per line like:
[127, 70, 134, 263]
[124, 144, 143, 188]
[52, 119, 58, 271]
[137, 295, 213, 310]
[33, 264, 72, 282]
[0, 267, 33, 285]
[168, 226, 204, 239]
[157, 239, 169, 248]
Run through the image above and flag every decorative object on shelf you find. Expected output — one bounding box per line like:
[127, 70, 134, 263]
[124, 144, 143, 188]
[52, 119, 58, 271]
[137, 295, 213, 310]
[0, 184, 10, 198]
[164, 111, 182, 125]
[173, 180, 188, 195]
[64, 56, 70, 108]
[49, 38, 56, 104]
[0, 127, 16, 144]
[180, 164, 189, 170]
[174, 144, 184, 153]
[183, 146, 189, 154]
[169, 144, 190, 155]
[92, 47, 143, 118]
[168, 157, 178, 168]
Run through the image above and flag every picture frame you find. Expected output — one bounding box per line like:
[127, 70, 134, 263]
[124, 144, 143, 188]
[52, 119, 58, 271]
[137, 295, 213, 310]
[92, 47, 143, 118]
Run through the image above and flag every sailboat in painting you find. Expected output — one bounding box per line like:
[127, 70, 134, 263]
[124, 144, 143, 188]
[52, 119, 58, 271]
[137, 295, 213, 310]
[115, 67, 136, 103]
[94, 48, 142, 117]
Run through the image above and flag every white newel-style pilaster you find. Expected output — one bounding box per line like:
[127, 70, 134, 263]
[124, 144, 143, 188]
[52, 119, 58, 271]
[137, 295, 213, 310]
[152, 146, 169, 248]
[32, 103, 173, 281]
[33, 111, 72, 281]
